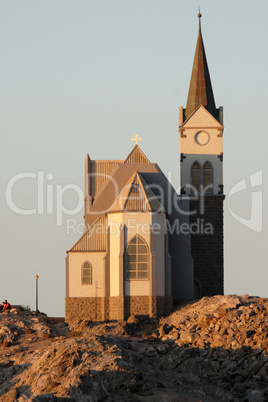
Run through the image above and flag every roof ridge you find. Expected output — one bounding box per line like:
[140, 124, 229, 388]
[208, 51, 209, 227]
[180, 104, 203, 127]
[108, 170, 139, 212]
[138, 173, 165, 212]
[93, 159, 124, 163]
[135, 172, 152, 211]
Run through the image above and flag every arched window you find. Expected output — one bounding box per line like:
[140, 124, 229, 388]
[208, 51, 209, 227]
[191, 162, 201, 194]
[81, 261, 92, 285]
[203, 162, 213, 193]
[126, 236, 148, 280]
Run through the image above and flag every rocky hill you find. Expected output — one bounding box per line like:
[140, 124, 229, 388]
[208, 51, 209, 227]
[1, 295, 268, 401]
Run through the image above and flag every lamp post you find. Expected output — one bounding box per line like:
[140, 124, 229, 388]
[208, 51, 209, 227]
[35, 274, 39, 312]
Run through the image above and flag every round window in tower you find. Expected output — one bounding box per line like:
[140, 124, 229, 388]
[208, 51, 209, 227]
[195, 131, 210, 146]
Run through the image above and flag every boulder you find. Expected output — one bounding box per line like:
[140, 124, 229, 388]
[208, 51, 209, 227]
[156, 345, 167, 354]
[180, 331, 195, 344]
[197, 314, 214, 328]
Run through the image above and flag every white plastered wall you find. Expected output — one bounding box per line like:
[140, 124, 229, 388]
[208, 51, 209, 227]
[67, 252, 106, 297]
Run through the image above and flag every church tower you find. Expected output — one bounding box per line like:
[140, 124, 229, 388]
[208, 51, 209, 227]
[179, 12, 224, 298]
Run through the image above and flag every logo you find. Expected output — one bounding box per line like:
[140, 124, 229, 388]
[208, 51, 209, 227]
[228, 171, 262, 233]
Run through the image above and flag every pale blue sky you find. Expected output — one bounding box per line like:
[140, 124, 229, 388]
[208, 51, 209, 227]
[1, 1, 267, 316]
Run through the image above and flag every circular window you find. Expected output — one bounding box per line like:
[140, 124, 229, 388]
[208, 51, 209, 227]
[195, 131, 210, 146]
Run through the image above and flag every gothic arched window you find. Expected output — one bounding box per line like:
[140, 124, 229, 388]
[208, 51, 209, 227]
[81, 261, 92, 285]
[203, 162, 213, 193]
[126, 236, 148, 280]
[191, 162, 201, 194]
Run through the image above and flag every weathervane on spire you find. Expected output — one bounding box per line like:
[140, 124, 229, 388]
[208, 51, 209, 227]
[131, 134, 142, 145]
[198, 8, 202, 31]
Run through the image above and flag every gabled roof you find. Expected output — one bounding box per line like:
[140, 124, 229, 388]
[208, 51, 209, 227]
[180, 105, 223, 129]
[85, 163, 161, 228]
[124, 145, 150, 164]
[90, 159, 124, 199]
[185, 14, 216, 120]
[109, 171, 165, 213]
[69, 217, 107, 252]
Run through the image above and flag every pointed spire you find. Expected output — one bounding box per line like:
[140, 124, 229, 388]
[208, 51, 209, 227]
[185, 12, 216, 120]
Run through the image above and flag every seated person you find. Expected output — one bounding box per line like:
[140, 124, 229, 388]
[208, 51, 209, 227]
[3, 300, 11, 310]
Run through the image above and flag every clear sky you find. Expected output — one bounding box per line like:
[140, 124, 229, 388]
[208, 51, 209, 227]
[1, 1, 267, 317]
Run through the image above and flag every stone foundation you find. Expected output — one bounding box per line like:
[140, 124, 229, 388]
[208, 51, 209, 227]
[65, 297, 109, 323]
[65, 296, 173, 324]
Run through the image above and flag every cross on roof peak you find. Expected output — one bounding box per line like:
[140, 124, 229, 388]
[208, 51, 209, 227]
[131, 135, 142, 145]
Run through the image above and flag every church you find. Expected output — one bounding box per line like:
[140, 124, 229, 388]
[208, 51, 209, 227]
[65, 13, 224, 323]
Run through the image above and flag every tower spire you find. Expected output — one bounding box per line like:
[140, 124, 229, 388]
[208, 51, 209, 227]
[185, 12, 216, 120]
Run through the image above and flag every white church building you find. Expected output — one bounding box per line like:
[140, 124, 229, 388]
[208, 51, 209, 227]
[65, 13, 224, 323]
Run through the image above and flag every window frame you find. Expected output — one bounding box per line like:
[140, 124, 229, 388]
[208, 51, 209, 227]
[125, 235, 149, 281]
[203, 161, 213, 194]
[191, 161, 201, 194]
[81, 261, 92, 285]
[191, 160, 213, 194]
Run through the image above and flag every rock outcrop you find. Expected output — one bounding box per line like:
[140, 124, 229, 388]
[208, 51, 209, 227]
[1, 295, 268, 401]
